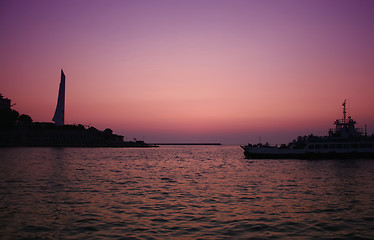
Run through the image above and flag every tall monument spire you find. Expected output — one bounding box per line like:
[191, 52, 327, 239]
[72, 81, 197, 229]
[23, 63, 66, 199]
[52, 69, 65, 126]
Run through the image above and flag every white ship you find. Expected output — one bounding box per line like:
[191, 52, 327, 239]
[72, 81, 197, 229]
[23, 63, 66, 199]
[241, 101, 374, 159]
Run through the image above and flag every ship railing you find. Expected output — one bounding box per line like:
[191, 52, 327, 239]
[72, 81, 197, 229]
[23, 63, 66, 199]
[329, 127, 363, 135]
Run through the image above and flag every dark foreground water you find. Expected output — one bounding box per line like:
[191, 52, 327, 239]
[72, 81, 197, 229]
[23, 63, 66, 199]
[1, 146, 374, 239]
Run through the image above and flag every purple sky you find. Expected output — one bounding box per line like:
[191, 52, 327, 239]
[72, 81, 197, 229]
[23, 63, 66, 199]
[1, 0, 374, 144]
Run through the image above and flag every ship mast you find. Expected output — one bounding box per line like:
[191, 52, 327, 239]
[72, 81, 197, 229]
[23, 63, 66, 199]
[342, 99, 347, 124]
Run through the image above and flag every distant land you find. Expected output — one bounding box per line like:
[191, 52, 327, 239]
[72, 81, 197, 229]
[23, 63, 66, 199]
[0, 70, 157, 148]
[152, 143, 222, 146]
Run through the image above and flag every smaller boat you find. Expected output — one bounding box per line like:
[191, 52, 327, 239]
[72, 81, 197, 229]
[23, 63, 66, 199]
[241, 100, 374, 159]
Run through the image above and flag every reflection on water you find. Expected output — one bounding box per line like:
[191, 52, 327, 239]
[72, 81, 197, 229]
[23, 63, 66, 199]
[1, 146, 374, 239]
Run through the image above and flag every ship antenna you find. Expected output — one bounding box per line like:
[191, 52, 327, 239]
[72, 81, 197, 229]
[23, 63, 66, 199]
[342, 99, 347, 123]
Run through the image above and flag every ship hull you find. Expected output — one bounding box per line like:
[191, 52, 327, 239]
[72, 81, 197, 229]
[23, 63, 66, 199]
[241, 146, 374, 159]
[243, 151, 374, 159]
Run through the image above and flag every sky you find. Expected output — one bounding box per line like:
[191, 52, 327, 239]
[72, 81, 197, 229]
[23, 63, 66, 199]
[1, 0, 374, 144]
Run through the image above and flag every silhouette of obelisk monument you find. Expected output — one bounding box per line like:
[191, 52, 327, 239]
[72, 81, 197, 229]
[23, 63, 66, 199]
[52, 70, 65, 126]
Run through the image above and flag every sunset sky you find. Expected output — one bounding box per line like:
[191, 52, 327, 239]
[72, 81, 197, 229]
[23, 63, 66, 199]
[1, 0, 374, 144]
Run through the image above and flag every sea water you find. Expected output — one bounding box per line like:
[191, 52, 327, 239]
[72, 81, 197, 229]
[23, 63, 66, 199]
[0, 146, 373, 239]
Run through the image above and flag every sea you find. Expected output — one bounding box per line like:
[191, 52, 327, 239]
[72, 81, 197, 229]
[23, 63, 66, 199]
[1, 145, 373, 239]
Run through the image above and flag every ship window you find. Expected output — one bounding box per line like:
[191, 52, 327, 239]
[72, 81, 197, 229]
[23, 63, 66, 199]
[351, 144, 358, 149]
[315, 145, 321, 149]
[368, 143, 373, 148]
[343, 144, 349, 148]
[337, 144, 342, 149]
[323, 144, 328, 149]
[308, 145, 314, 149]
[360, 144, 366, 148]
[329, 144, 335, 149]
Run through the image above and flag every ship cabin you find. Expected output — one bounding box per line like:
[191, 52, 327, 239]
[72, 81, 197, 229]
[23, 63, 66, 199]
[328, 100, 363, 139]
[328, 116, 362, 138]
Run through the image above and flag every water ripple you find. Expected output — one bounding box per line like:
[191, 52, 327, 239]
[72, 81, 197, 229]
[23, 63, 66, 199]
[1, 146, 374, 239]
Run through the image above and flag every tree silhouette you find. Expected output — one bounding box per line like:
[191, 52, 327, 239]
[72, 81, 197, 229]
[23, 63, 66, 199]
[0, 109, 19, 128]
[19, 114, 33, 124]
